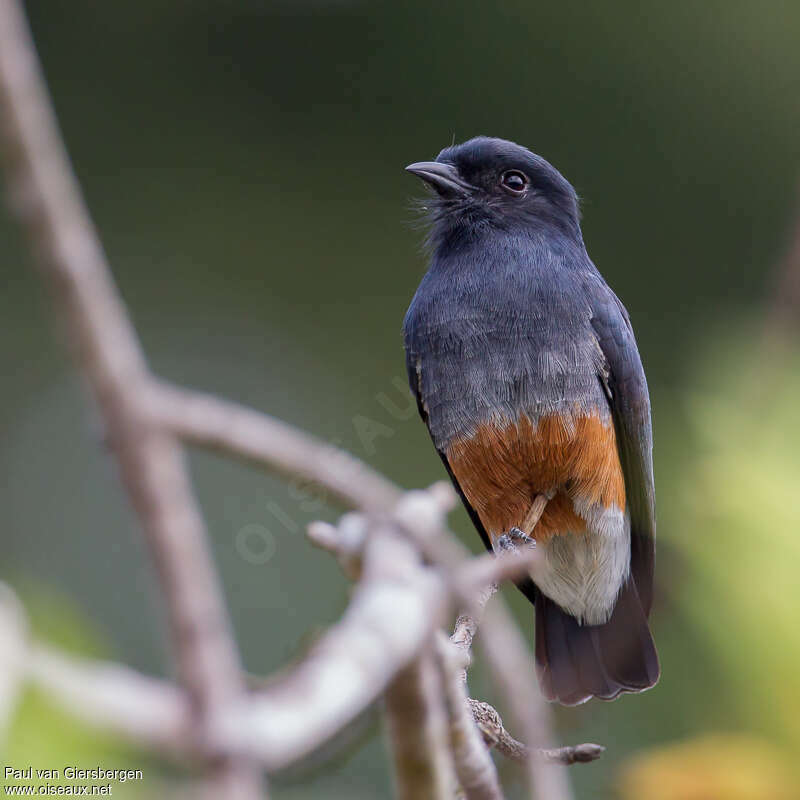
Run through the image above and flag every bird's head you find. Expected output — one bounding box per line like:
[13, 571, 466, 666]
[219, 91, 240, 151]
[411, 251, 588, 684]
[406, 137, 581, 249]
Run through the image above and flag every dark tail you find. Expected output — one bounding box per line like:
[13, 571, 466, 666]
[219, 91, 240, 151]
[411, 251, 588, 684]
[534, 578, 660, 706]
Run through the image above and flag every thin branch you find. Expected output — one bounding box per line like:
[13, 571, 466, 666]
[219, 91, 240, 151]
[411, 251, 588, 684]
[477, 601, 573, 800]
[385, 648, 457, 800]
[28, 644, 193, 756]
[437, 636, 504, 800]
[2, 487, 595, 794]
[212, 518, 447, 771]
[0, 489, 536, 780]
[0, 2, 259, 794]
[396, 494, 572, 800]
[312, 491, 589, 798]
[449, 583, 498, 684]
[148, 381, 402, 512]
[0, 581, 193, 755]
[447, 536, 542, 683]
[1, 517, 445, 773]
[446, 497, 599, 790]
[307, 492, 501, 800]
[467, 701, 603, 766]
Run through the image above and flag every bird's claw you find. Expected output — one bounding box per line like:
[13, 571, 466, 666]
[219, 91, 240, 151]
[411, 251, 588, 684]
[493, 526, 536, 555]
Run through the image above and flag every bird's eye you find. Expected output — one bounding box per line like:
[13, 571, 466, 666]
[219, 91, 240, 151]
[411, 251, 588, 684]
[500, 170, 528, 194]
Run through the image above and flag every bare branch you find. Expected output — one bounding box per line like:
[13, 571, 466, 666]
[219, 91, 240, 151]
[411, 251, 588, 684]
[308, 490, 589, 798]
[305, 493, 500, 800]
[213, 519, 447, 771]
[0, 582, 192, 756]
[449, 583, 498, 682]
[148, 381, 402, 512]
[437, 636, 504, 800]
[476, 602, 573, 800]
[1, 483, 594, 796]
[0, 1, 260, 794]
[468, 700, 603, 766]
[28, 644, 193, 756]
[307, 516, 366, 580]
[394, 496, 572, 800]
[385, 648, 457, 800]
[444, 497, 600, 790]
[447, 543, 541, 684]
[451, 492, 546, 676]
[1, 517, 445, 773]
[450, 494, 549, 682]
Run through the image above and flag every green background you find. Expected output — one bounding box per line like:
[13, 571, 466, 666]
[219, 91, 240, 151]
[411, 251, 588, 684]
[2, 2, 800, 797]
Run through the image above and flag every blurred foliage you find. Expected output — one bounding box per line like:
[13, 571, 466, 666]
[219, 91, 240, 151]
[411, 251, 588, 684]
[617, 733, 796, 800]
[610, 331, 800, 797]
[670, 331, 800, 752]
[2, 585, 153, 797]
[1, 1, 799, 798]
[6, 689, 147, 797]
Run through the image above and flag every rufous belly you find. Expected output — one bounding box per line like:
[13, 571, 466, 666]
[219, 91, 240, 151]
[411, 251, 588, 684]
[446, 410, 629, 623]
[445, 410, 626, 541]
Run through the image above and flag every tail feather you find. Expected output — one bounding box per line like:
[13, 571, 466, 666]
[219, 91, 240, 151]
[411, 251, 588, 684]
[534, 578, 659, 705]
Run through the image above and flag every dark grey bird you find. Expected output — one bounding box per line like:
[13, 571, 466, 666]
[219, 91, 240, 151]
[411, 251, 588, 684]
[403, 136, 659, 705]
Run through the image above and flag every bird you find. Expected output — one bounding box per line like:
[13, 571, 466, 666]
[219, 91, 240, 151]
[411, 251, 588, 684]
[403, 136, 659, 705]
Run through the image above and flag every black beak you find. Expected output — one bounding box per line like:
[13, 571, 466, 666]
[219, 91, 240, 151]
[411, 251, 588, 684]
[405, 161, 470, 198]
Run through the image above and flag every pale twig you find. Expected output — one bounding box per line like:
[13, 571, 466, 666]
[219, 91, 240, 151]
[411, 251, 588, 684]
[311, 489, 584, 799]
[449, 492, 550, 663]
[402, 493, 572, 800]
[307, 515, 367, 580]
[450, 493, 547, 675]
[445, 493, 597, 794]
[2, 534, 444, 776]
[449, 583, 499, 682]
[148, 381, 402, 512]
[307, 492, 499, 800]
[437, 635, 504, 800]
[0, 583, 192, 756]
[213, 519, 447, 771]
[28, 644, 193, 756]
[381, 491, 459, 800]
[447, 542, 540, 683]
[468, 700, 604, 765]
[385, 648, 458, 800]
[477, 602, 573, 800]
[0, 2, 259, 794]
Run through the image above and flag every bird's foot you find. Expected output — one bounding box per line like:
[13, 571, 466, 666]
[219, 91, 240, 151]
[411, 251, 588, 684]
[493, 526, 537, 555]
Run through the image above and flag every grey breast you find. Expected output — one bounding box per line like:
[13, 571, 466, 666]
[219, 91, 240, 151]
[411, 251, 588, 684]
[405, 254, 609, 451]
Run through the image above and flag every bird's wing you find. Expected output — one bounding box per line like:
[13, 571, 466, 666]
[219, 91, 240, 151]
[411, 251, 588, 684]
[590, 287, 656, 616]
[405, 349, 494, 553]
[405, 348, 540, 605]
